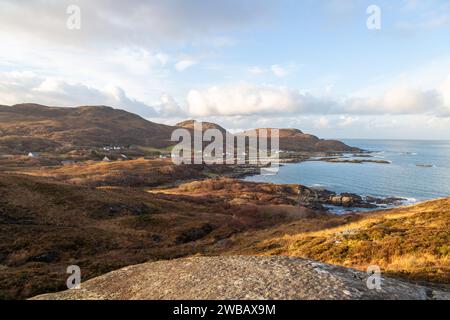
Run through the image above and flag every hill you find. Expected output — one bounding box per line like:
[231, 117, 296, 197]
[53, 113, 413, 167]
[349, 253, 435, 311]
[31, 256, 450, 300]
[0, 104, 360, 154]
[0, 104, 177, 153]
[237, 128, 360, 152]
[176, 121, 360, 153]
[176, 120, 229, 134]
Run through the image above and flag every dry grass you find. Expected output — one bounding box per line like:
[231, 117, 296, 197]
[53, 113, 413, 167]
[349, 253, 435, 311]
[0, 173, 311, 299]
[19, 158, 211, 187]
[222, 198, 450, 284]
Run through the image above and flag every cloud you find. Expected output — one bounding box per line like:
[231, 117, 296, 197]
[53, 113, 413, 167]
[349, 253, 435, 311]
[337, 116, 358, 128]
[154, 94, 186, 117]
[0, 72, 157, 117]
[186, 83, 323, 116]
[156, 53, 170, 66]
[348, 86, 443, 115]
[3, 68, 449, 121]
[248, 66, 265, 75]
[185, 79, 450, 117]
[271, 64, 289, 77]
[175, 60, 197, 72]
[107, 47, 169, 75]
[314, 117, 330, 129]
[0, 0, 271, 48]
[397, 0, 450, 30]
[396, 14, 450, 30]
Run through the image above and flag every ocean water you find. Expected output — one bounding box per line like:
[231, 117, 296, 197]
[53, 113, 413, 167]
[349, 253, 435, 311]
[245, 139, 450, 204]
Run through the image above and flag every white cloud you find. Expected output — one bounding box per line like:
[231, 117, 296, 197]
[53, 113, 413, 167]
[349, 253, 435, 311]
[186, 83, 317, 116]
[0, 72, 157, 116]
[337, 116, 358, 128]
[438, 76, 450, 110]
[348, 86, 443, 115]
[107, 47, 169, 75]
[155, 94, 186, 117]
[248, 66, 265, 75]
[271, 64, 289, 77]
[314, 117, 330, 129]
[0, 0, 271, 48]
[175, 60, 197, 72]
[156, 53, 170, 66]
[185, 75, 450, 117]
[397, 1, 450, 30]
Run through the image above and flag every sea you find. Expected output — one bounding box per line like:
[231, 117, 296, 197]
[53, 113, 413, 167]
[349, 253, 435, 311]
[245, 139, 450, 210]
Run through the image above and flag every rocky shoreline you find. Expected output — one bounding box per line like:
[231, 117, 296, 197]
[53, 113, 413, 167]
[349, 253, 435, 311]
[284, 183, 406, 211]
[221, 150, 405, 213]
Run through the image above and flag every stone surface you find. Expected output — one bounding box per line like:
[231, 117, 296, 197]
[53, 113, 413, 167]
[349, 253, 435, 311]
[31, 256, 450, 300]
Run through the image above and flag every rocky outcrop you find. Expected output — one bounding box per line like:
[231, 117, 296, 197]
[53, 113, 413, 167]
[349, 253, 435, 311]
[31, 256, 450, 300]
[330, 193, 363, 207]
[299, 186, 402, 209]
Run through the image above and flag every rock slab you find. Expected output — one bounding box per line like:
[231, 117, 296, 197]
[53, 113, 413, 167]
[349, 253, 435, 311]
[32, 256, 450, 300]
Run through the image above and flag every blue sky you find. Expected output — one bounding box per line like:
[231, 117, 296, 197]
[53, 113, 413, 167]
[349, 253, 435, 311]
[0, 0, 449, 139]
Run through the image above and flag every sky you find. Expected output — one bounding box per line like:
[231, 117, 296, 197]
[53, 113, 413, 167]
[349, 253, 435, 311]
[0, 0, 449, 139]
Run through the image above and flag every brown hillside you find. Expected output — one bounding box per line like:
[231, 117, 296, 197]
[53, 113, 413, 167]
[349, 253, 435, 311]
[0, 104, 178, 153]
[238, 128, 360, 152]
[177, 120, 228, 134]
[0, 173, 318, 299]
[222, 198, 450, 285]
[0, 104, 360, 154]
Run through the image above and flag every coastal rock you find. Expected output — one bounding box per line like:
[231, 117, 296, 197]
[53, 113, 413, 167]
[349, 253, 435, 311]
[329, 193, 364, 207]
[331, 196, 343, 206]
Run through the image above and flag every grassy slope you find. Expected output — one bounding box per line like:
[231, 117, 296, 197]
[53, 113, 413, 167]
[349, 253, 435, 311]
[0, 173, 310, 299]
[222, 198, 450, 284]
[20, 158, 208, 187]
[17, 158, 254, 188]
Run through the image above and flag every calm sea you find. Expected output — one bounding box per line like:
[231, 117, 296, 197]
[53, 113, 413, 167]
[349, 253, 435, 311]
[245, 139, 450, 205]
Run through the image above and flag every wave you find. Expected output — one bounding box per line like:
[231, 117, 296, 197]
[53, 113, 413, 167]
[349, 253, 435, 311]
[400, 197, 418, 205]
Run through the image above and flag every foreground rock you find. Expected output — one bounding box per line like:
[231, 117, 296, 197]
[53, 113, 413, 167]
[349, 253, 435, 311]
[32, 256, 449, 300]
